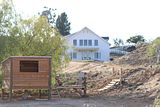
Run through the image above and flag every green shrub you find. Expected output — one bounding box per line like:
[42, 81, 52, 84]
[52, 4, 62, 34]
[154, 95, 160, 107]
[147, 37, 160, 57]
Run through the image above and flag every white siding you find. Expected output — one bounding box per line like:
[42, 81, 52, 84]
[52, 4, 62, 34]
[66, 27, 110, 61]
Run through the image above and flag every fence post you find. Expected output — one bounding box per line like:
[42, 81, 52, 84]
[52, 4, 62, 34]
[83, 73, 87, 97]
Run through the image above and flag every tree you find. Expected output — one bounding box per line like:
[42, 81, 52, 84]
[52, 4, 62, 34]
[0, 0, 19, 61]
[39, 6, 56, 26]
[0, 1, 70, 87]
[56, 12, 71, 36]
[113, 38, 124, 46]
[17, 16, 69, 72]
[126, 35, 145, 44]
[147, 37, 160, 57]
[0, 1, 69, 73]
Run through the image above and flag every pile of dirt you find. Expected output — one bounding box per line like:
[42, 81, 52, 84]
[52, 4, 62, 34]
[112, 43, 157, 66]
[104, 66, 160, 97]
[62, 61, 160, 98]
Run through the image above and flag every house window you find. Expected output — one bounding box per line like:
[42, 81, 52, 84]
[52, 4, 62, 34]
[20, 61, 38, 72]
[73, 40, 77, 46]
[94, 52, 101, 59]
[84, 40, 87, 46]
[79, 40, 83, 46]
[73, 52, 77, 59]
[88, 40, 92, 46]
[94, 40, 98, 46]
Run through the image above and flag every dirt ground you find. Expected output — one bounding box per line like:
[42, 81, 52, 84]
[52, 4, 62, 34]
[0, 96, 154, 107]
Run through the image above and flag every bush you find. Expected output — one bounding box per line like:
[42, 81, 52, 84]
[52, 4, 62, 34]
[154, 95, 160, 107]
[147, 37, 160, 57]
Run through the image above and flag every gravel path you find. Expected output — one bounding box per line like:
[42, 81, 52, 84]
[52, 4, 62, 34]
[0, 96, 154, 107]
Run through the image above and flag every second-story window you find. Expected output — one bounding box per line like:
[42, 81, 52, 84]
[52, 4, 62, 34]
[84, 40, 87, 46]
[88, 40, 92, 46]
[79, 40, 83, 46]
[94, 40, 98, 46]
[73, 39, 77, 46]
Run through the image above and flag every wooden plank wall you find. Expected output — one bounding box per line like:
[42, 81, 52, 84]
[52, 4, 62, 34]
[12, 58, 50, 89]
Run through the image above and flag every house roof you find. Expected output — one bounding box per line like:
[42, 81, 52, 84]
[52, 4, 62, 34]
[65, 27, 109, 45]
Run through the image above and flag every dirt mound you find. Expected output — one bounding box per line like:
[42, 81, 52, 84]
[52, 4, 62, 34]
[107, 67, 160, 98]
[113, 43, 156, 66]
[62, 61, 160, 99]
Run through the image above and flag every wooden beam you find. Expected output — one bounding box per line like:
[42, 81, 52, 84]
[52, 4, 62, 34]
[48, 58, 52, 100]
[83, 73, 87, 96]
[9, 58, 13, 101]
[39, 90, 42, 99]
[1, 89, 4, 100]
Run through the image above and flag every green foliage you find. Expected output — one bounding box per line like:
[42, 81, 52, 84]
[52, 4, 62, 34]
[113, 38, 124, 46]
[0, 1, 13, 36]
[0, 1, 69, 75]
[154, 95, 160, 107]
[56, 12, 71, 36]
[0, 0, 18, 61]
[126, 35, 145, 44]
[147, 37, 160, 57]
[39, 6, 56, 25]
[39, 7, 71, 36]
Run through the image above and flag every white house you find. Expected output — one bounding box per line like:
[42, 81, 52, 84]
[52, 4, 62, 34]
[65, 27, 110, 61]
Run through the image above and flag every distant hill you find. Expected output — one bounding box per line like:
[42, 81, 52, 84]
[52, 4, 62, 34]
[112, 43, 157, 66]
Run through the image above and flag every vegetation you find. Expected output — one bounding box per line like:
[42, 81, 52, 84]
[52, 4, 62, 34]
[0, 1, 69, 86]
[56, 12, 71, 36]
[113, 38, 124, 46]
[40, 7, 71, 36]
[147, 37, 160, 57]
[154, 95, 160, 107]
[39, 6, 56, 26]
[126, 35, 145, 44]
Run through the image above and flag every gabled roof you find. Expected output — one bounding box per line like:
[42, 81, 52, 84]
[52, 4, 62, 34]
[65, 27, 109, 45]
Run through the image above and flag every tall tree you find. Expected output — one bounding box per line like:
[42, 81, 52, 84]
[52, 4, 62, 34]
[0, 1, 69, 72]
[56, 12, 71, 36]
[17, 16, 69, 72]
[113, 38, 124, 46]
[0, 0, 19, 61]
[126, 35, 145, 44]
[39, 6, 56, 26]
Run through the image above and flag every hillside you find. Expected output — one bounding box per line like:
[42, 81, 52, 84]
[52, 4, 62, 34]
[62, 44, 160, 99]
[62, 61, 160, 98]
[113, 43, 156, 66]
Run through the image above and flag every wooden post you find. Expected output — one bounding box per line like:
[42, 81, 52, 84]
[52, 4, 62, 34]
[9, 58, 13, 101]
[48, 58, 52, 100]
[1, 89, 4, 100]
[83, 73, 87, 96]
[39, 90, 42, 99]
[120, 68, 123, 83]
[1, 64, 4, 100]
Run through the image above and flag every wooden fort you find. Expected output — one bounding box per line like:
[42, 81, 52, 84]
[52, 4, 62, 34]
[1, 56, 52, 100]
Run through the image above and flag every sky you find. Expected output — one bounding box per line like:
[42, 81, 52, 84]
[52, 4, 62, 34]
[12, 0, 160, 45]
